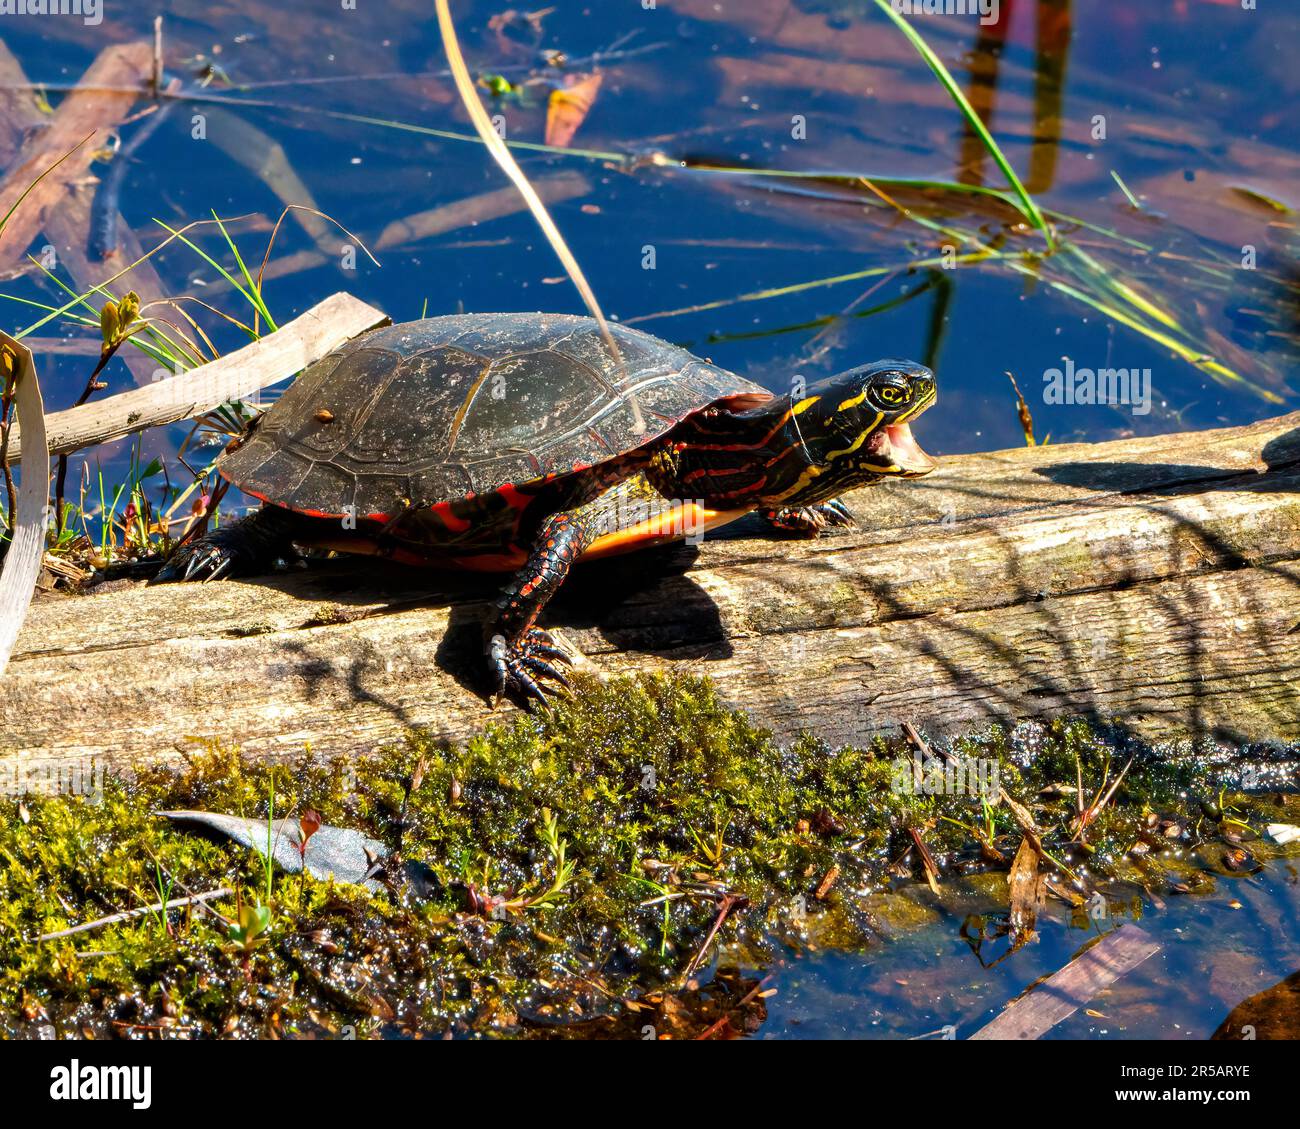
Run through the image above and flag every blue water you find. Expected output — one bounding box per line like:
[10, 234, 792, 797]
[5, 0, 1296, 491]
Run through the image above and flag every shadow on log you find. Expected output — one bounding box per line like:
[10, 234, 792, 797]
[3, 411, 1299, 764]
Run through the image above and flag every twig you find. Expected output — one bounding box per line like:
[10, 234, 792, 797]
[908, 827, 941, 894]
[902, 719, 958, 766]
[53, 337, 122, 534]
[682, 892, 748, 979]
[152, 16, 164, 98]
[36, 887, 232, 941]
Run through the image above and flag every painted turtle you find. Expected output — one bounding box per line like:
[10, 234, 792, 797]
[157, 313, 938, 703]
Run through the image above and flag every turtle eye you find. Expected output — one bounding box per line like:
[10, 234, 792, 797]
[870, 381, 908, 408]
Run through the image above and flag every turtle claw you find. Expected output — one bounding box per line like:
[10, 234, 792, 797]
[488, 628, 574, 709]
[821, 498, 856, 527]
[205, 557, 233, 583]
[762, 499, 857, 538]
[156, 540, 240, 584]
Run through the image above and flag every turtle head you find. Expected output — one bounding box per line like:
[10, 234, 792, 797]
[656, 359, 936, 512]
[759, 359, 938, 507]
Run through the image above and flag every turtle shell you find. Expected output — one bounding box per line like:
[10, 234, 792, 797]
[219, 313, 767, 519]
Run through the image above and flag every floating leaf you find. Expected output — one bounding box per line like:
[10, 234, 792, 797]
[546, 73, 602, 149]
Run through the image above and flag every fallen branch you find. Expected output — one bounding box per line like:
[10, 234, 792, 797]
[201, 107, 342, 259]
[36, 886, 234, 942]
[4, 291, 389, 465]
[0, 41, 170, 386]
[2, 409, 1299, 761]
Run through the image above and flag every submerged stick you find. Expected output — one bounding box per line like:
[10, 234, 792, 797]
[0, 42, 152, 272]
[88, 97, 176, 261]
[191, 172, 593, 302]
[200, 106, 341, 259]
[0, 41, 169, 386]
[970, 925, 1161, 1039]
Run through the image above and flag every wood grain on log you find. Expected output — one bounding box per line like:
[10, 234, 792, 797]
[2, 411, 1298, 765]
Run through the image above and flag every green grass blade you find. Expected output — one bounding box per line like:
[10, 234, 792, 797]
[1110, 170, 1142, 210]
[0, 132, 93, 236]
[870, 0, 1055, 250]
[152, 220, 269, 336]
[209, 211, 278, 332]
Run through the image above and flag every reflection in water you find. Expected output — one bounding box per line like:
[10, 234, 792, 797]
[959, 0, 1072, 193]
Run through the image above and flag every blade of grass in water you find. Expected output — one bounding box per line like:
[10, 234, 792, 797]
[1110, 170, 1143, 210]
[0, 132, 93, 238]
[1062, 244, 1179, 331]
[624, 248, 1009, 324]
[870, 0, 1055, 250]
[433, 0, 628, 398]
[210, 211, 277, 334]
[1008, 258, 1281, 403]
[27, 261, 201, 370]
[154, 217, 276, 335]
[10, 214, 276, 350]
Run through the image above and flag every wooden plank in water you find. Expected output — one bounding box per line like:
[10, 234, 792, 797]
[970, 924, 1162, 1040]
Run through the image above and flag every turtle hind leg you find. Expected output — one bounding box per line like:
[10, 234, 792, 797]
[487, 507, 598, 707]
[152, 504, 304, 583]
[760, 498, 856, 538]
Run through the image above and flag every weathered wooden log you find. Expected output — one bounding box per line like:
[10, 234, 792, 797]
[2, 410, 1298, 765]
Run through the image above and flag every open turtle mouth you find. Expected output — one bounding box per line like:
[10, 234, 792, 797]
[883, 422, 936, 476]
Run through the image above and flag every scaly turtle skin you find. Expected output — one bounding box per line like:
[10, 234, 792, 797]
[156, 314, 938, 704]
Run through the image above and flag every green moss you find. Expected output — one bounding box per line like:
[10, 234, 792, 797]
[0, 673, 1293, 1038]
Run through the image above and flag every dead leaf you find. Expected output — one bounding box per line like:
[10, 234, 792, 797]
[157, 810, 436, 896]
[546, 73, 602, 148]
[1008, 835, 1046, 938]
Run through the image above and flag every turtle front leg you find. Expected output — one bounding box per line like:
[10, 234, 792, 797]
[488, 508, 594, 706]
[760, 498, 856, 538]
[153, 504, 303, 583]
